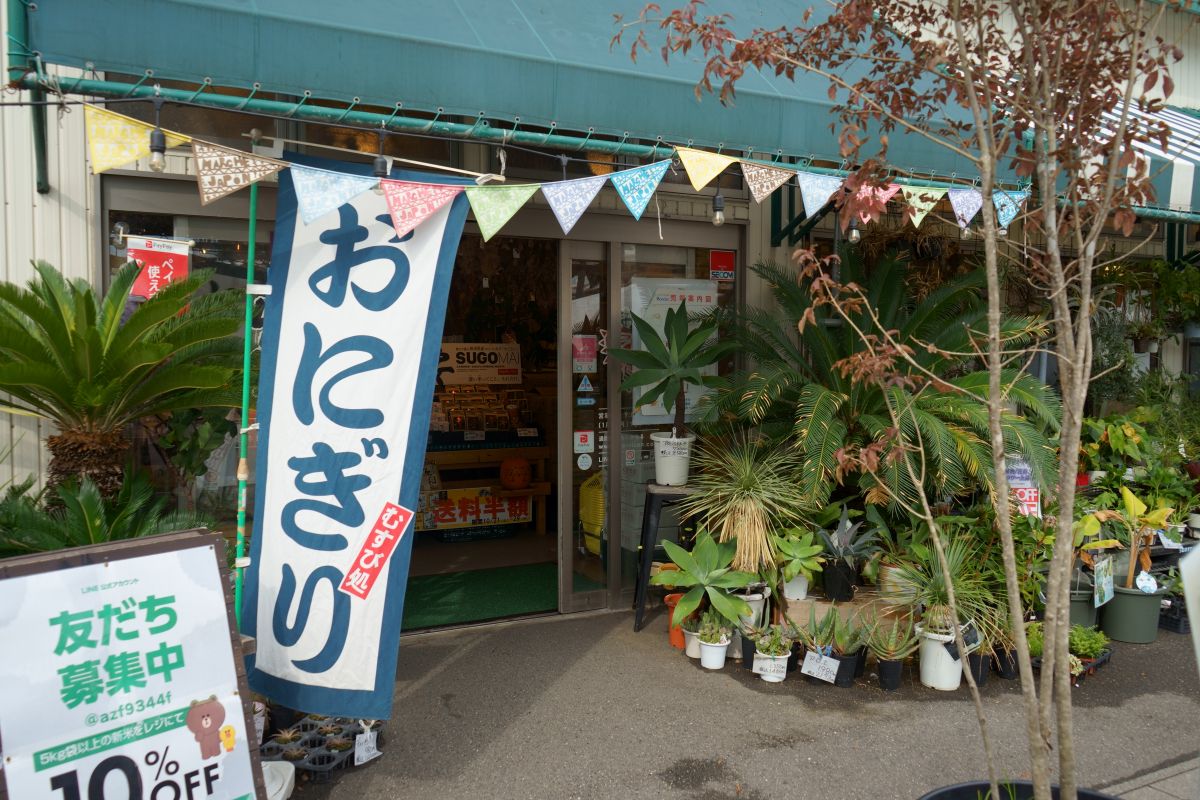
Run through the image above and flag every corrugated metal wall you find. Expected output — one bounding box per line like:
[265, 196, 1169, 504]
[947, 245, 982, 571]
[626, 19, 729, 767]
[1, 5, 99, 490]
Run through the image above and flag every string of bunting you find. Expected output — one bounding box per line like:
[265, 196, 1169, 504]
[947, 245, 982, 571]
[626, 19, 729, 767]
[83, 104, 1030, 243]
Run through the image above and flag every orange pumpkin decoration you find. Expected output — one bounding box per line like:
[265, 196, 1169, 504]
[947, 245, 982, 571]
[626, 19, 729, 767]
[499, 457, 531, 490]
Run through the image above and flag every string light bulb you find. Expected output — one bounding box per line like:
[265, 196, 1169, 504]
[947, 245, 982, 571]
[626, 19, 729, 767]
[711, 189, 725, 227]
[848, 218, 861, 244]
[148, 96, 167, 173]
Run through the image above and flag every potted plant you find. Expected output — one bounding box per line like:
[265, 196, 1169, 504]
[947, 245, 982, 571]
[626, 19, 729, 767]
[680, 615, 702, 659]
[866, 617, 919, 691]
[753, 623, 794, 683]
[815, 506, 881, 601]
[696, 609, 732, 669]
[1067, 625, 1112, 682]
[650, 530, 757, 627]
[608, 300, 724, 486]
[1086, 487, 1173, 643]
[678, 431, 808, 574]
[1127, 318, 1165, 353]
[1159, 568, 1190, 633]
[830, 612, 864, 687]
[772, 525, 825, 602]
[883, 537, 995, 691]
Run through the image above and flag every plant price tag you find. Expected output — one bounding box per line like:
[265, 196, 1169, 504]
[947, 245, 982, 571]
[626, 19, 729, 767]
[752, 654, 787, 679]
[800, 651, 839, 683]
[355, 729, 382, 766]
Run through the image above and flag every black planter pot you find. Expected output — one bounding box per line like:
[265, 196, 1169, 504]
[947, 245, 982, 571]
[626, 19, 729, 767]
[853, 647, 867, 678]
[787, 641, 803, 673]
[992, 648, 1020, 680]
[918, 781, 1117, 799]
[967, 651, 989, 688]
[877, 658, 903, 691]
[740, 634, 757, 669]
[824, 562, 856, 601]
[833, 651, 857, 687]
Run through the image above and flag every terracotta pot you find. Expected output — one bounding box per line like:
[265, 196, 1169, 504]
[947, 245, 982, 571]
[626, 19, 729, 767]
[664, 593, 687, 650]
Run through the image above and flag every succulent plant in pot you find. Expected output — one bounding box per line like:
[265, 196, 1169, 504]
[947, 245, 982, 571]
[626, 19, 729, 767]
[696, 609, 733, 670]
[815, 506, 881, 601]
[650, 530, 758, 631]
[752, 623, 794, 683]
[607, 300, 726, 486]
[771, 525, 825, 604]
[281, 747, 307, 762]
[325, 737, 354, 753]
[866, 616, 919, 691]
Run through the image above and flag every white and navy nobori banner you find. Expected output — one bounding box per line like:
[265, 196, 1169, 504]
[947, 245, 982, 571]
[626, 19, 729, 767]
[244, 154, 468, 719]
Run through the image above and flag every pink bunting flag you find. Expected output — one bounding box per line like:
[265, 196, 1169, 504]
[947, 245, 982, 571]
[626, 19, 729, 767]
[380, 180, 463, 239]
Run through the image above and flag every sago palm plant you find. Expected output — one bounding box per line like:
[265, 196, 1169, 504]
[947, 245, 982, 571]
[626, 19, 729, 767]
[0, 468, 211, 556]
[700, 254, 1060, 512]
[0, 261, 242, 496]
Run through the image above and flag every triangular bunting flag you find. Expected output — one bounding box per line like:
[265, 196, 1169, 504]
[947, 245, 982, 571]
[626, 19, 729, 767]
[796, 171, 845, 218]
[993, 189, 1029, 230]
[191, 140, 284, 205]
[948, 188, 984, 229]
[542, 175, 607, 235]
[899, 186, 948, 227]
[290, 165, 379, 225]
[610, 160, 672, 221]
[84, 104, 190, 174]
[854, 183, 901, 223]
[675, 147, 737, 191]
[465, 184, 541, 241]
[741, 162, 796, 204]
[380, 180, 463, 239]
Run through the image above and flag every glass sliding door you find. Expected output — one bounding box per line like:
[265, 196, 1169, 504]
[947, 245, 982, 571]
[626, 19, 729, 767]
[558, 241, 610, 611]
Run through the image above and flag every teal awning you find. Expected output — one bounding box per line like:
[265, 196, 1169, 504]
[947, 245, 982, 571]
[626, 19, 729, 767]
[22, 0, 975, 173]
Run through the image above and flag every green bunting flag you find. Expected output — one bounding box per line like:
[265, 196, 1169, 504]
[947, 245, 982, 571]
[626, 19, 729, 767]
[465, 184, 541, 241]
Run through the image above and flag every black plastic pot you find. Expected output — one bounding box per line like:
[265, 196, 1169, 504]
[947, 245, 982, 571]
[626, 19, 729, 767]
[823, 562, 856, 601]
[787, 641, 803, 673]
[740, 634, 757, 669]
[967, 651, 989, 688]
[877, 658, 903, 691]
[853, 647, 867, 678]
[832, 651, 857, 687]
[992, 648, 1020, 680]
[1160, 601, 1191, 634]
[918, 780, 1117, 799]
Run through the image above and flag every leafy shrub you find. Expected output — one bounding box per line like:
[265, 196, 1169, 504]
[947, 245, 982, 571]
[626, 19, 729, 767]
[1067, 625, 1110, 659]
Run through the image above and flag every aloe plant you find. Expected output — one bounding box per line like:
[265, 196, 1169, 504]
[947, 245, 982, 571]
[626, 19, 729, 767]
[866, 617, 920, 660]
[650, 530, 758, 626]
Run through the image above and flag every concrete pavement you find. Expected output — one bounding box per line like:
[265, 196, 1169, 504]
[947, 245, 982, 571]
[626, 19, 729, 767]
[301, 608, 1200, 799]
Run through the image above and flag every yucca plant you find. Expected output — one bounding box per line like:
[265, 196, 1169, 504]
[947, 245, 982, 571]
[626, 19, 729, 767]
[0, 468, 212, 556]
[0, 261, 243, 496]
[699, 255, 1061, 512]
[677, 430, 809, 573]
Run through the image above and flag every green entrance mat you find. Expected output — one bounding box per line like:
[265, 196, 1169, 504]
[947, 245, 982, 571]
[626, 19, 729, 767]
[403, 562, 558, 630]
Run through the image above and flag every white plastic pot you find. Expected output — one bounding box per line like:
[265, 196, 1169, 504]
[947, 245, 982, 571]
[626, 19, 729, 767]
[736, 590, 768, 629]
[755, 650, 790, 683]
[916, 622, 972, 691]
[262, 762, 296, 800]
[699, 639, 731, 669]
[1188, 513, 1200, 536]
[651, 432, 695, 486]
[683, 628, 701, 659]
[783, 574, 809, 601]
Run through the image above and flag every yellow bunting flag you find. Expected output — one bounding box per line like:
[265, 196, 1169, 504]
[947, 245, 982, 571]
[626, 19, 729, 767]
[675, 147, 737, 191]
[84, 104, 190, 174]
[899, 186, 948, 228]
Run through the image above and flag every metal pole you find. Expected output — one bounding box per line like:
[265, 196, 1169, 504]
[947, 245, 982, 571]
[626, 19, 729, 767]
[235, 181, 259, 627]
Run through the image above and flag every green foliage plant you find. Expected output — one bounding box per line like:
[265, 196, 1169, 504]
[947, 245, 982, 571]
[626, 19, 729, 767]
[1025, 621, 1045, 659]
[0, 262, 242, 496]
[699, 256, 1061, 512]
[679, 430, 808, 573]
[697, 609, 731, 645]
[754, 623, 793, 657]
[607, 299, 724, 437]
[0, 468, 212, 556]
[650, 530, 757, 626]
[772, 526, 825, 583]
[866, 617, 920, 661]
[815, 505, 881, 570]
[1067, 626, 1109, 660]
